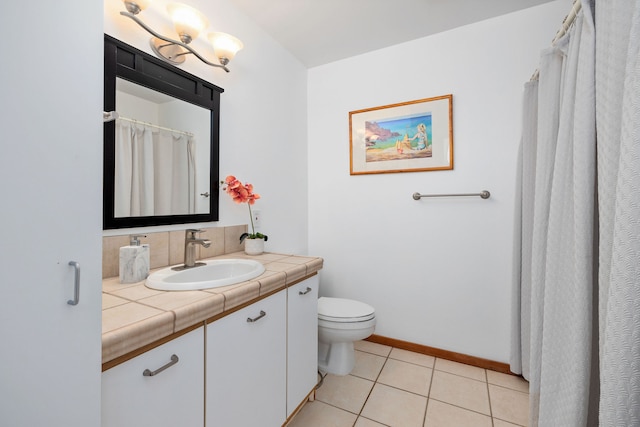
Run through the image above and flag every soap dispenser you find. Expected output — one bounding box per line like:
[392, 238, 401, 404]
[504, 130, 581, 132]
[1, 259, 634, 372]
[119, 234, 150, 284]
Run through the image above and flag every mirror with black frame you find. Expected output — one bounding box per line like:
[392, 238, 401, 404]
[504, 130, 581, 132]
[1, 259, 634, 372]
[104, 34, 224, 229]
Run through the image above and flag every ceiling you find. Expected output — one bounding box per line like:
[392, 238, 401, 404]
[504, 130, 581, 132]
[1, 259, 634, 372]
[228, 0, 557, 68]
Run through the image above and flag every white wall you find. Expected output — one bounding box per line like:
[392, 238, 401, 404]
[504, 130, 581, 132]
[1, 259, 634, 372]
[104, 0, 309, 255]
[117, 90, 161, 122]
[308, 1, 568, 363]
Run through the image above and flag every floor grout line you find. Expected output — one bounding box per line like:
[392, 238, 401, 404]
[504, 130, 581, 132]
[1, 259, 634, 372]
[353, 351, 390, 425]
[422, 362, 436, 427]
[426, 397, 494, 419]
[483, 368, 495, 426]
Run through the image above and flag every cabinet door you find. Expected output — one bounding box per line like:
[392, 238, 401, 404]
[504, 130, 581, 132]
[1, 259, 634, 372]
[287, 276, 319, 416]
[206, 291, 286, 427]
[102, 327, 204, 427]
[0, 2, 103, 425]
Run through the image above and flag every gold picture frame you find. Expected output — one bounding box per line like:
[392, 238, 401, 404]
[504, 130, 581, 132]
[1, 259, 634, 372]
[349, 95, 453, 175]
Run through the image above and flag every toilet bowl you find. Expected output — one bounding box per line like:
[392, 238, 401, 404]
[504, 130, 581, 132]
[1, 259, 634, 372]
[317, 297, 376, 375]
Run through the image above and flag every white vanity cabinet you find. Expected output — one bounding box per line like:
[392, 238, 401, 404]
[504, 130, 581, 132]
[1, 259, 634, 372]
[100, 274, 320, 426]
[287, 275, 319, 417]
[101, 327, 204, 427]
[206, 290, 287, 427]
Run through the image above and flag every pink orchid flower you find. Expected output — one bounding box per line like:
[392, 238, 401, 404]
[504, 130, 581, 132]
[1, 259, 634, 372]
[221, 175, 268, 242]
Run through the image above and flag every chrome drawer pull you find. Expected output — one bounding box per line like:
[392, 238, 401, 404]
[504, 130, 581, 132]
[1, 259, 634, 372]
[247, 310, 266, 323]
[299, 287, 312, 295]
[67, 261, 80, 306]
[143, 354, 179, 377]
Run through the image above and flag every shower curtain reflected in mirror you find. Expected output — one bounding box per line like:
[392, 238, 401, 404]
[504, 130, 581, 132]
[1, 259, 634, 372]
[114, 119, 196, 217]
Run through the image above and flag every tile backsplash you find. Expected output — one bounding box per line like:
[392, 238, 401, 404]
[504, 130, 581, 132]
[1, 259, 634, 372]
[102, 225, 248, 278]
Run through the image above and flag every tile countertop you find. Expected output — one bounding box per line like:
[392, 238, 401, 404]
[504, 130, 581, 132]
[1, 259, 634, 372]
[102, 252, 323, 365]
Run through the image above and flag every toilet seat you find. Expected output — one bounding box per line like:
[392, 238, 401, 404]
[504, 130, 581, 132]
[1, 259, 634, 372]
[318, 297, 375, 323]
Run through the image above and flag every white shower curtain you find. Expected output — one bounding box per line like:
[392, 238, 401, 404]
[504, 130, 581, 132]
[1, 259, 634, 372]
[114, 120, 196, 217]
[596, 1, 640, 425]
[513, 0, 640, 425]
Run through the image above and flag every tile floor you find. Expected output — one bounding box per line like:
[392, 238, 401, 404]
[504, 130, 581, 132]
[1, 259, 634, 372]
[287, 341, 529, 427]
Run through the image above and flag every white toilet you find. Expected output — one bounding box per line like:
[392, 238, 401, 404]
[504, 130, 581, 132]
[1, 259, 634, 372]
[317, 297, 376, 375]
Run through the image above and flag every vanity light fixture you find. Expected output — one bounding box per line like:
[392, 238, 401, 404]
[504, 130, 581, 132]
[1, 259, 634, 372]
[120, 0, 243, 72]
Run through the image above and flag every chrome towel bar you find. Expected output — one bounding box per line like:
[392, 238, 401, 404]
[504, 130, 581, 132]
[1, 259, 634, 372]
[412, 191, 491, 200]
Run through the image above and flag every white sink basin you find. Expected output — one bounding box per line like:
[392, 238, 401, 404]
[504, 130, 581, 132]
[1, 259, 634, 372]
[146, 259, 266, 291]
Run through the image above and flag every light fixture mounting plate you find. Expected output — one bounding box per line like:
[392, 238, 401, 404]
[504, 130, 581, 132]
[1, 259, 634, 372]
[150, 37, 186, 65]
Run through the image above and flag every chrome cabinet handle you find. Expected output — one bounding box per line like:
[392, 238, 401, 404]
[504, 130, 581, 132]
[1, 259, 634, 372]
[299, 287, 312, 295]
[67, 261, 80, 306]
[143, 354, 179, 377]
[246, 310, 266, 323]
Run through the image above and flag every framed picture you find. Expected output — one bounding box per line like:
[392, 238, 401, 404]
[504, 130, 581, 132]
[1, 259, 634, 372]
[349, 95, 453, 175]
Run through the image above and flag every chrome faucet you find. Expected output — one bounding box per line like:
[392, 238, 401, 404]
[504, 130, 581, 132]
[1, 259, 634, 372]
[173, 229, 211, 271]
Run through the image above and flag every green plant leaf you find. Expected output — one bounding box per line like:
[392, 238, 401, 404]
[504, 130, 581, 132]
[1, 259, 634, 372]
[242, 232, 269, 241]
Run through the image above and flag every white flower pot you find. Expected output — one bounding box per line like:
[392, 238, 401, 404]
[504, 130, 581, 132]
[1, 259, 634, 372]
[244, 238, 265, 255]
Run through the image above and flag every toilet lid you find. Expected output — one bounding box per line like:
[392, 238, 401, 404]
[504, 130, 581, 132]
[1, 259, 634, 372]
[318, 297, 375, 322]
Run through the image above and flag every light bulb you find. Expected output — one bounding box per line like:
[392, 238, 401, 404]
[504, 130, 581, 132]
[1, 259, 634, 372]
[208, 32, 243, 65]
[167, 3, 209, 44]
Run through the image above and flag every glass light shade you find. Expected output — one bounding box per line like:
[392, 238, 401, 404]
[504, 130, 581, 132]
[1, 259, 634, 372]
[123, 0, 152, 14]
[208, 32, 244, 62]
[167, 3, 209, 42]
